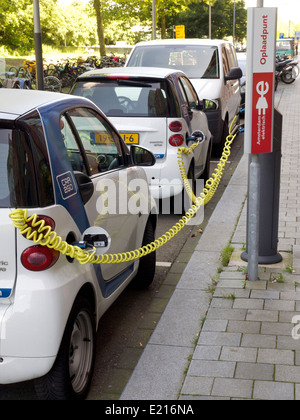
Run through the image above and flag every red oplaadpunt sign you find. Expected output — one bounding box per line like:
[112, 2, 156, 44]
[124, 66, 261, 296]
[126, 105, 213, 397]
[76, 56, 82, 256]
[251, 72, 274, 154]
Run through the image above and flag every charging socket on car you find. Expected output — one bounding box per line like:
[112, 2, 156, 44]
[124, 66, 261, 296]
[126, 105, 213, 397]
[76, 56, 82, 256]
[83, 234, 109, 248]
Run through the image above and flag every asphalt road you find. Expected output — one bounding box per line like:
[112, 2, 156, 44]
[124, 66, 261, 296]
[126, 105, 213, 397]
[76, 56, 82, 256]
[0, 130, 244, 400]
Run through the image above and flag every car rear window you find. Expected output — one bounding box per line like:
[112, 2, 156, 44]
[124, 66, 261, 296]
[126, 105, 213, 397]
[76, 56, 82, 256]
[72, 78, 172, 118]
[0, 115, 54, 208]
[127, 45, 220, 79]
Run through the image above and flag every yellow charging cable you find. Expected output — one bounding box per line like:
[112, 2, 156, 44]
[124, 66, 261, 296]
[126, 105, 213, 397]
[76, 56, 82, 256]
[9, 117, 238, 265]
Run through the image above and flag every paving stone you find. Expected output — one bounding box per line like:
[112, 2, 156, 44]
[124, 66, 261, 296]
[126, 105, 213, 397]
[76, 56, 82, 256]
[258, 348, 295, 365]
[198, 331, 241, 347]
[246, 310, 279, 322]
[207, 307, 247, 321]
[235, 363, 274, 381]
[220, 346, 257, 363]
[180, 377, 214, 396]
[202, 319, 228, 332]
[188, 360, 235, 378]
[250, 290, 280, 300]
[261, 321, 294, 336]
[241, 334, 276, 349]
[275, 365, 300, 383]
[253, 381, 294, 400]
[193, 345, 221, 361]
[227, 320, 261, 334]
[212, 378, 253, 399]
[277, 335, 300, 351]
[264, 299, 295, 312]
[233, 298, 264, 310]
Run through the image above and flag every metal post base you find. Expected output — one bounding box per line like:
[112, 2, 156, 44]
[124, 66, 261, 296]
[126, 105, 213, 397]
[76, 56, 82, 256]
[241, 250, 282, 265]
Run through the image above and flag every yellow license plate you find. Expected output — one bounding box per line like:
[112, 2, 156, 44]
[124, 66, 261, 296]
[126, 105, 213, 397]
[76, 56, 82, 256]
[120, 133, 139, 145]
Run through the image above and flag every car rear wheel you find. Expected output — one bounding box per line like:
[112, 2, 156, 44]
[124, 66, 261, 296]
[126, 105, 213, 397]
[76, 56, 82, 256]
[130, 219, 156, 289]
[182, 164, 196, 214]
[200, 142, 212, 185]
[34, 296, 96, 400]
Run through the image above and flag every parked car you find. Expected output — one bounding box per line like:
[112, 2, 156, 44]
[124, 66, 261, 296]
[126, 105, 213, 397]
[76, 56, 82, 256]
[0, 89, 157, 400]
[125, 39, 242, 155]
[71, 67, 212, 207]
[237, 52, 247, 111]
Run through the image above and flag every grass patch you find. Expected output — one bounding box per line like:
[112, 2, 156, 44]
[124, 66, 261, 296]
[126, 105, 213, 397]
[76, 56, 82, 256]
[220, 243, 234, 267]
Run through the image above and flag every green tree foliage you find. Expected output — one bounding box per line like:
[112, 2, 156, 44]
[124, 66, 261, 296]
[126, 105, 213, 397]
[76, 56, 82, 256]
[173, 0, 246, 42]
[0, 0, 247, 55]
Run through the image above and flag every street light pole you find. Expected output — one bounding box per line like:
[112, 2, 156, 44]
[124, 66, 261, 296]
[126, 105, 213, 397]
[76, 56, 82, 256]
[233, 0, 236, 46]
[209, 0, 211, 39]
[33, 0, 44, 90]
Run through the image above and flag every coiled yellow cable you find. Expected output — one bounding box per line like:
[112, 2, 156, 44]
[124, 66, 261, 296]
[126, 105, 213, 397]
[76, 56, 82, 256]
[9, 118, 238, 265]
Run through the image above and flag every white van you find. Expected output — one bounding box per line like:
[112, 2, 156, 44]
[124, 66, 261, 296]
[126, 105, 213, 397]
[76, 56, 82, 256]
[126, 39, 242, 155]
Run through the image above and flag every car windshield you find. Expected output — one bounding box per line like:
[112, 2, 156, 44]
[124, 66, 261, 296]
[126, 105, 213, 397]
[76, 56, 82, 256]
[127, 45, 220, 79]
[72, 78, 171, 118]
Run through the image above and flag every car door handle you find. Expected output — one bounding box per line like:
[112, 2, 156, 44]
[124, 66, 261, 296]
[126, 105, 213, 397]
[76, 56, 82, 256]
[74, 171, 94, 205]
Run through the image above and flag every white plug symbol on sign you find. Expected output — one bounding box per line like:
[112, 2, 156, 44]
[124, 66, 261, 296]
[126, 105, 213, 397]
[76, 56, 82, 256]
[256, 81, 269, 116]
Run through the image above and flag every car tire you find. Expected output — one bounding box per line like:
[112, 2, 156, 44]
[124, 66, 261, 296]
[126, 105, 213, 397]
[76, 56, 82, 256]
[214, 120, 229, 158]
[182, 163, 196, 214]
[130, 219, 156, 289]
[200, 142, 212, 185]
[34, 296, 96, 400]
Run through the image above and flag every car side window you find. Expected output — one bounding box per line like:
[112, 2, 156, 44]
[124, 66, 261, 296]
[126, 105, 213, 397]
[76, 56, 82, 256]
[67, 108, 125, 176]
[222, 47, 230, 76]
[60, 115, 88, 175]
[225, 44, 238, 68]
[179, 77, 199, 110]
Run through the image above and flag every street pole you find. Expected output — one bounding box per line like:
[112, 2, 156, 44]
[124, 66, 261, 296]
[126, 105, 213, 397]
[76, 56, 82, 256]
[233, 0, 236, 46]
[152, 0, 156, 40]
[247, 0, 264, 281]
[209, 0, 212, 39]
[33, 0, 44, 90]
[247, 154, 260, 281]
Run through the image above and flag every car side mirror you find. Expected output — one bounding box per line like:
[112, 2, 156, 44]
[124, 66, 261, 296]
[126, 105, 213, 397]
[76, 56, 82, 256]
[225, 67, 243, 81]
[130, 145, 156, 167]
[74, 171, 94, 205]
[200, 99, 219, 111]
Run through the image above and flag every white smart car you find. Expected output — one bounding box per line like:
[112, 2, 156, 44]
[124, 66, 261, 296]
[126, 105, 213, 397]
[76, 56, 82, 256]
[0, 89, 157, 400]
[125, 39, 242, 156]
[71, 67, 212, 209]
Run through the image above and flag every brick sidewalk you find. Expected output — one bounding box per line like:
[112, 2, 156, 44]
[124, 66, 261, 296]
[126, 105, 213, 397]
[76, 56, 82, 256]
[179, 77, 300, 400]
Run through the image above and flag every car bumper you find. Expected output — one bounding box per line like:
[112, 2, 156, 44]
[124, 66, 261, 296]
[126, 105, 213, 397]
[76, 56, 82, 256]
[0, 355, 55, 384]
[147, 152, 191, 200]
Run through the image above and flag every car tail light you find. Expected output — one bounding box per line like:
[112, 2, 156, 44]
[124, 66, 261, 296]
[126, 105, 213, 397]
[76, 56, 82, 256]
[21, 246, 60, 271]
[23, 216, 55, 240]
[169, 134, 184, 147]
[169, 121, 182, 133]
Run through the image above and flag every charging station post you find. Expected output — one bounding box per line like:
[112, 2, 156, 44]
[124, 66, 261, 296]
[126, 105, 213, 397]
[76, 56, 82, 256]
[243, 2, 277, 281]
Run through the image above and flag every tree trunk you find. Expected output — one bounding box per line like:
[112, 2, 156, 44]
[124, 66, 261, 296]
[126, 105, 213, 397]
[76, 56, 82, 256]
[161, 13, 166, 39]
[94, 0, 106, 56]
